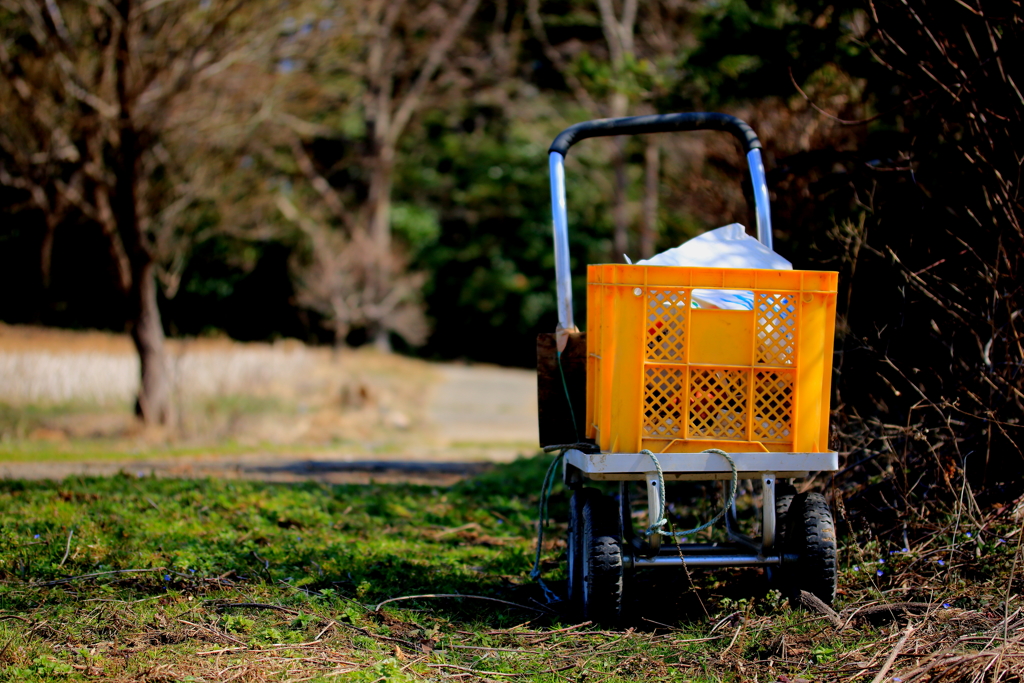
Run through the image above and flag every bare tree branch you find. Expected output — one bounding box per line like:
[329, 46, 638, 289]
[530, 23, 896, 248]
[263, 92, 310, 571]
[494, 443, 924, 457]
[525, 0, 598, 112]
[389, 0, 482, 145]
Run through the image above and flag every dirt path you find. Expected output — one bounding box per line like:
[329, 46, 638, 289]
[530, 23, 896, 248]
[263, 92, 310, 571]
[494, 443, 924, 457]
[429, 364, 538, 444]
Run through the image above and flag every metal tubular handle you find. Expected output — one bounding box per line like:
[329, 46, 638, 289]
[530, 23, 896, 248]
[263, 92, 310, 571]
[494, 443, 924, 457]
[547, 112, 774, 334]
[549, 152, 575, 332]
[549, 112, 762, 156]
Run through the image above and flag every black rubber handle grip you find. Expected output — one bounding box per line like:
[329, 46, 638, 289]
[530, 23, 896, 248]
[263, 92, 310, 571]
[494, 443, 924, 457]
[549, 112, 761, 156]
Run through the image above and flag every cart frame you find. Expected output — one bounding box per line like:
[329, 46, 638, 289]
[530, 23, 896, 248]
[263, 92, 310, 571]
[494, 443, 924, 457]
[562, 449, 837, 567]
[546, 113, 839, 617]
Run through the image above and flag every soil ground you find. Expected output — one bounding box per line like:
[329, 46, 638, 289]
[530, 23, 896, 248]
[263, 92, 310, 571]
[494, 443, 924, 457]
[0, 324, 540, 482]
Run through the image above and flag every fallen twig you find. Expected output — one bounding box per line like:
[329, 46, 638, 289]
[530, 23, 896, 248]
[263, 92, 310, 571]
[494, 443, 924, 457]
[900, 650, 1024, 682]
[58, 528, 73, 568]
[521, 621, 593, 643]
[720, 616, 745, 656]
[709, 610, 743, 634]
[870, 623, 915, 683]
[177, 618, 247, 646]
[196, 646, 247, 656]
[31, 568, 163, 587]
[374, 593, 547, 613]
[799, 591, 843, 628]
[216, 602, 301, 616]
[448, 644, 542, 654]
[314, 621, 335, 641]
[427, 662, 577, 677]
[800, 592, 937, 631]
[851, 602, 935, 623]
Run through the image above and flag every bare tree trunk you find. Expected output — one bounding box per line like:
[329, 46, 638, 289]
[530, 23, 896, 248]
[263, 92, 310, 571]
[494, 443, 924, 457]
[130, 261, 171, 424]
[612, 136, 629, 261]
[368, 143, 395, 254]
[115, 0, 170, 424]
[610, 90, 629, 262]
[368, 141, 395, 352]
[600, 0, 633, 264]
[40, 214, 57, 289]
[641, 137, 659, 259]
[372, 327, 392, 352]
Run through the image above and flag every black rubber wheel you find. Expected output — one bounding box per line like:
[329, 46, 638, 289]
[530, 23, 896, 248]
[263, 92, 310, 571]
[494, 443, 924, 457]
[775, 481, 798, 499]
[766, 489, 795, 590]
[774, 485, 797, 548]
[783, 491, 838, 606]
[579, 490, 624, 624]
[566, 489, 587, 607]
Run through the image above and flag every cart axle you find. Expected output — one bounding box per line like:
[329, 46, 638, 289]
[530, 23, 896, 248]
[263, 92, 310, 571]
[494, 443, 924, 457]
[627, 548, 798, 569]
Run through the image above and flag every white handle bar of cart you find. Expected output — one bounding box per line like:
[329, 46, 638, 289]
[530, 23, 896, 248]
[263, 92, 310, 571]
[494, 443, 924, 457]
[548, 112, 773, 333]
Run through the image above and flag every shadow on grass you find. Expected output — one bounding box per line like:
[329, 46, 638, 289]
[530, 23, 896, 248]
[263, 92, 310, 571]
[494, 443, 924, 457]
[0, 454, 775, 631]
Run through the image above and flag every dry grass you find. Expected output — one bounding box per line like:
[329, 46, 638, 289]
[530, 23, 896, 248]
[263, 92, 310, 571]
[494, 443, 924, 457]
[0, 324, 448, 449]
[0, 322, 434, 405]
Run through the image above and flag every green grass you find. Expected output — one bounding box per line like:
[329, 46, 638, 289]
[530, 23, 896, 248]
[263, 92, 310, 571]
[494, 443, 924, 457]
[0, 455, 1020, 681]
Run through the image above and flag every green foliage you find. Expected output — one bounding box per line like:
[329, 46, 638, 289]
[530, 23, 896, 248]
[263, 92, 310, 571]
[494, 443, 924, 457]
[399, 106, 616, 364]
[391, 203, 442, 255]
[569, 51, 656, 103]
[665, 0, 870, 109]
[6, 656, 75, 680]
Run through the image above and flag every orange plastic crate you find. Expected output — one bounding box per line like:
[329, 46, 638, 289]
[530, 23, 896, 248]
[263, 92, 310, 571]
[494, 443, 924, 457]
[585, 265, 838, 454]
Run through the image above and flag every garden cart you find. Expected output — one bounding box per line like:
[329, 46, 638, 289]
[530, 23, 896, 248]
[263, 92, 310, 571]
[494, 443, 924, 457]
[536, 112, 840, 623]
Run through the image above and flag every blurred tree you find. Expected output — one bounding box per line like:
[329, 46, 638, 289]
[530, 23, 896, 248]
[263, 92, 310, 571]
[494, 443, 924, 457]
[595, 0, 636, 260]
[267, 0, 490, 351]
[526, 0, 702, 259]
[282, 195, 429, 348]
[0, 0, 272, 423]
[316, 0, 483, 351]
[398, 100, 624, 365]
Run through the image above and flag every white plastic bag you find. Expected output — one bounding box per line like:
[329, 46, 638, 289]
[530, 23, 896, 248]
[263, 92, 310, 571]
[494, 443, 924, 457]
[634, 223, 790, 309]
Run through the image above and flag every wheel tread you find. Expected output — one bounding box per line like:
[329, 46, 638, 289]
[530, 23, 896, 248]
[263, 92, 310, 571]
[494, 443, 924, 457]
[783, 491, 837, 606]
[581, 492, 624, 623]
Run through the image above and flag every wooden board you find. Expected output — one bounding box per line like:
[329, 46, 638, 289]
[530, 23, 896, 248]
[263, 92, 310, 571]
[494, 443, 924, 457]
[536, 332, 588, 447]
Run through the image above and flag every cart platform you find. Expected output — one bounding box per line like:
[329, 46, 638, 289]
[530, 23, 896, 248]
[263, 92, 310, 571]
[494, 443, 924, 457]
[564, 448, 839, 481]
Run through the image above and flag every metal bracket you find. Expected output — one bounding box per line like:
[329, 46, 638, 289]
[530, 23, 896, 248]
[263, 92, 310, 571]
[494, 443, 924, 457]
[645, 474, 662, 554]
[761, 472, 777, 553]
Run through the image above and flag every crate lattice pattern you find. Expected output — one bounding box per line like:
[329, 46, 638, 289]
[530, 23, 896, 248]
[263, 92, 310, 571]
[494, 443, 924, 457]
[637, 288, 801, 446]
[755, 293, 797, 366]
[752, 369, 795, 441]
[688, 368, 748, 440]
[645, 289, 689, 361]
[643, 366, 686, 437]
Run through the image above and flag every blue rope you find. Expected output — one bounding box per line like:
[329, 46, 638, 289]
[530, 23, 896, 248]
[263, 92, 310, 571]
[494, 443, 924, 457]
[529, 350, 579, 603]
[530, 451, 564, 604]
[641, 448, 738, 538]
